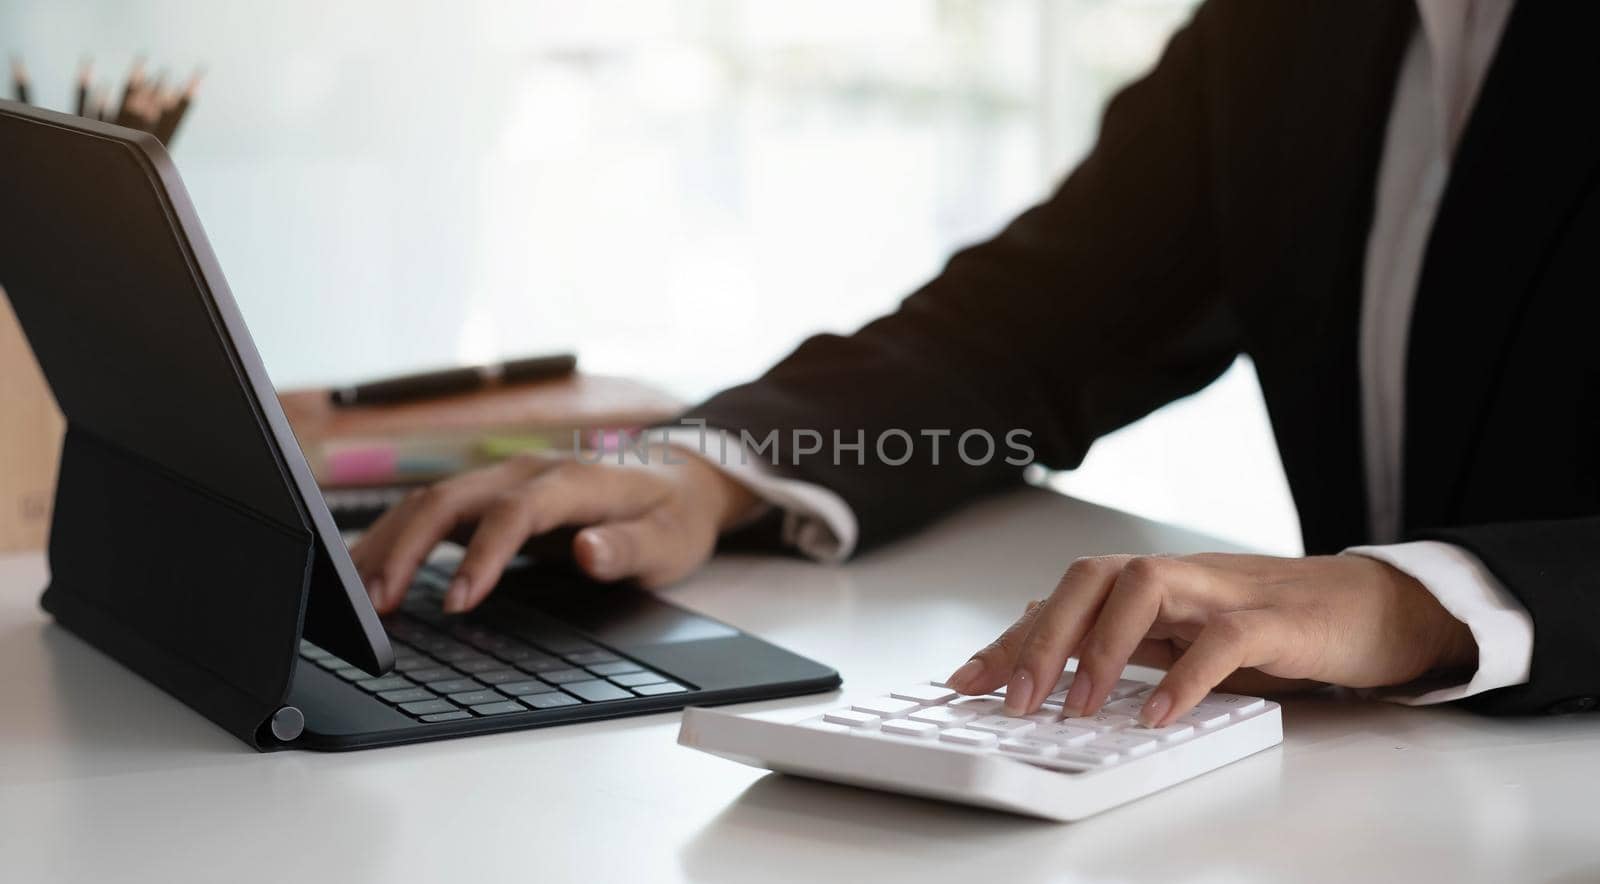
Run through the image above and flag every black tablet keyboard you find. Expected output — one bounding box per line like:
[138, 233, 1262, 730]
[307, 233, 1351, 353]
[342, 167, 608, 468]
[299, 593, 692, 723]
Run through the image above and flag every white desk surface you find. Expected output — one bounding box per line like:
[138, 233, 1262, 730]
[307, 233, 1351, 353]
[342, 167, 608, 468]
[2, 489, 1596, 884]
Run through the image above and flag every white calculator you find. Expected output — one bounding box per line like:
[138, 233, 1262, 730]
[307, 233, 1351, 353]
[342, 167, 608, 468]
[678, 670, 1281, 821]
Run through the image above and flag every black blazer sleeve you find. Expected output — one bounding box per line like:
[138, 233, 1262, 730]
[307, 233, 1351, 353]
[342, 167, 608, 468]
[684, 6, 1241, 552]
[1423, 519, 1600, 716]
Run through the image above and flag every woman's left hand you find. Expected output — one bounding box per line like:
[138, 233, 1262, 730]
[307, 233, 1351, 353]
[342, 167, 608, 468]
[944, 553, 1480, 727]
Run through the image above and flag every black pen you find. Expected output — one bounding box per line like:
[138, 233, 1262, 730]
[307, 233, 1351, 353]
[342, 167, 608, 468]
[330, 353, 578, 407]
[75, 60, 91, 116]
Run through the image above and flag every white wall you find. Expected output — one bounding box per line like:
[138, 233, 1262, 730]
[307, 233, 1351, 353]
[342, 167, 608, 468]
[0, 0, 1301, 554]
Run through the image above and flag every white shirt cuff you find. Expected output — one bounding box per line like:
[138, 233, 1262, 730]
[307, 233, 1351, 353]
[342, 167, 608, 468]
[657, 427, 859, 563]
[1343, 541, 1533, 705]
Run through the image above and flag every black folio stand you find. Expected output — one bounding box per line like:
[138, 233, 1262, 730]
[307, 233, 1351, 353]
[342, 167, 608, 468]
[40, 429, 317, 748]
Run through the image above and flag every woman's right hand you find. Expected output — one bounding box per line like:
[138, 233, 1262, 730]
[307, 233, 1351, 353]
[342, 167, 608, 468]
[348, 449, 759, 615]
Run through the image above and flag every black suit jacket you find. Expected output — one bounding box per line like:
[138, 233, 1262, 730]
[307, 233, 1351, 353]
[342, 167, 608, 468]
[685, 1, 1600, 716]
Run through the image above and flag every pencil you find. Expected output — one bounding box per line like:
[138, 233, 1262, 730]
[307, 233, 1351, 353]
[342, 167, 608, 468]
[10, 57, 29, 104]
[154, 69, 201, 144]
[116, 57, 145, 121]
[75, 60, 92, 116]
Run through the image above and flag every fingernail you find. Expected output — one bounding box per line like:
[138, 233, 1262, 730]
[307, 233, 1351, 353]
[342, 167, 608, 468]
[580, 530, 616, 577]
[947, 659, 984, 693]
[365, 577, 385, 607]
[1003, 669, 1034, 715]
[442, 577, 470, 614]
[1062, 672, 1092, 717]
[1141, 690, 1172, 727]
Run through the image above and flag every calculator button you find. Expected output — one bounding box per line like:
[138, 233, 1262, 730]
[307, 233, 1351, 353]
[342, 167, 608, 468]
[1178, 708, 1232, 730]
[1094, 732, 1157, 757]
[1108, 679, 1152, 700]
[999, 738, 1058, 757]
[825, 709, 882, 728]
[1131, 722, 1195, 742]
[967, 715, 1036, 737]
[1101, 697, 1148, 718]
[852, 697, 920, 718]
[1198, 694, 1266, 716]
[890, 684, 958, 704]
[1061, 712, 1136, 731]
[949, 697, 1005, 716]
[1057, 746, 1120, 767]
[939, 728, 999, 748]
[1031, 723, 1096, 747]
[880, 719, 940, 738]
[909, 706, 975, 726]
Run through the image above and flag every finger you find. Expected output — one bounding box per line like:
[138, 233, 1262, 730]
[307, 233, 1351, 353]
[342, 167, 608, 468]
[573, 506, 711, 588]
[946, 597, 1050, 696]
[1141, 609, 1292, 727]
[997, 555, 1131, 713]
[1062, 557, 1205, 717]
[448, 465, 672, 611]
[365, 461, 551, 611]
[352, 458, 558, 611]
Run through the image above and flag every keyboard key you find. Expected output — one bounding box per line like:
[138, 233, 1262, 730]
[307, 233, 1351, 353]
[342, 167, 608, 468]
[453, 657, 508, 674]
[909, 706, 976, 727]
[564, 680, 632, 702]
[632, 681, 687, 696]
[587, 660, 645, 677]
[1031, 723, 1096, 747]
[1198, 694, 1266, 716]
[331, 667, 369, 682]
[565, 649, 621, 666]
[314, 656, 349, 671]
[1057, 746, 1120, 767]
[824, 709, 880, 728]
[399, 699, 459, 716]
[880, 719, 940, 738]
[433, 647, 488, 664]
[498, 680, 558, 696]
[472, 669, 525, 685]
[1024, 706, 1064, 723]
[1094, 732, 1157, 757]
[392, 656, 435, 673]
[609, 670, 667, 687]
[516, 658, 570, 675]
[968, 715, 1036, 737]
[423, 678, 483, 695]
[889, 684, 957, 704]
[377, 687, 436, 704]
[1101, 697, 1148, 718]
[299, 642, 331, 660]
[803, 719, 853, 734]
[939, 728, 999, 748]
[1131, 722, 1195, 743]
[1061, 712, 1136, 732]
[446, 690, 505, 706]
[494, 646, 557, 666]
[540, 668, 591, 685]
[1178, 708, 1232, 730]
[419, 711, 472, 723]
[521, 692, 582, 710]
[852, 697, 920, 718]
[470, 701, 526, 716]
[999, 737, 1059, 757]
[949, 697, 1005, 716]
[1108, 679, 1152, 700]
[356, 676, 413, 693]
[405, 667, 456, 684]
